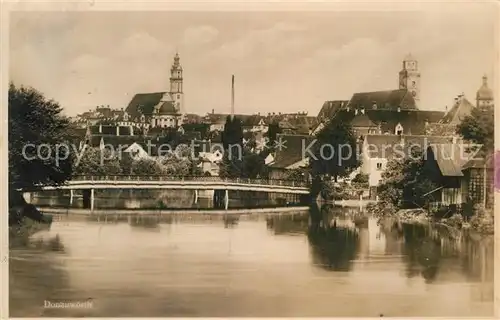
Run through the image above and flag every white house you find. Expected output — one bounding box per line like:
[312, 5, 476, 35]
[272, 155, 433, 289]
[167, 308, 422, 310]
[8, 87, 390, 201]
[124, 142, 150, 159]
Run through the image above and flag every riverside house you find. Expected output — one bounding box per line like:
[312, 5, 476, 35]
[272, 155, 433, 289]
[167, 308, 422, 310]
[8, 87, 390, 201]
[422, 145, 493, 209]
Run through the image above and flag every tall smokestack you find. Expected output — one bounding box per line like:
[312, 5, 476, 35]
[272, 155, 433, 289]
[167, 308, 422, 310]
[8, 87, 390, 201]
[231, 74, 235, 119]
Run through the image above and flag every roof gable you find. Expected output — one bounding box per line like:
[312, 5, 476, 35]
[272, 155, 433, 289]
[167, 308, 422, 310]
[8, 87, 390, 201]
[440, 97, 475, 125]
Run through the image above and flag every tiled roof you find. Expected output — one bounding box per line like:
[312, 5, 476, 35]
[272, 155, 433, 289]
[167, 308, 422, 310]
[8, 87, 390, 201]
[347, 89, 416, 111]
[204, 113, 228, 124]
[88, 125, 133, 136]
[350, 113, 376, 127]
[440, 96, 475, 125]
[462, 152, 494, 170]
[364, 134, 454, 158]
[427, 144, 474, 176]
[270, 134, 313, 168]
[425, 123, 457, 136]
[183, 114, 203, 124]
[278, 120, 296, 130]
[125, 92, 166, 118]
[342, 109, 445, 135]
[242, 115, 266, 127]
[317, 100, 349, 122]
[288, 116, 318, 134]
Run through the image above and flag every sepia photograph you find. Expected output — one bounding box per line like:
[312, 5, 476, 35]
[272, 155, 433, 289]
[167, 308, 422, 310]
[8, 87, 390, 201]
[4, 1, 497, 318]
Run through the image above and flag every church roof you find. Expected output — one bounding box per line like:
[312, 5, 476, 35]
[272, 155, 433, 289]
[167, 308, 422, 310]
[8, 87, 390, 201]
[440, 96, 474, 125]
[125, 92, 167, 117]
[346, 89, 417, 111]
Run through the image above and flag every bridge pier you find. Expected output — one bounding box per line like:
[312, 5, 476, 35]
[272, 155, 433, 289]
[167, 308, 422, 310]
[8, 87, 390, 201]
[90, 188, 95, 212]
[225, 189, 229, 210]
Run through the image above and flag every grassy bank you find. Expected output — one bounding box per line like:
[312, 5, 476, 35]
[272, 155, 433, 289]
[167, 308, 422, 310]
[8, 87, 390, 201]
[367, 202, 494, 235]
[9, 217, 52, 248]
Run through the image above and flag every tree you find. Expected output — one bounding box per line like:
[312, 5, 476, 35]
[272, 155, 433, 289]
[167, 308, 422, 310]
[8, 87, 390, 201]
[266, 121, 282, 146]
[157, 152, 193, 176]
[222, 115, 243, 150]
[456, 106, 494, 156]
[309, 117, 360, 182]
[131, 158, 164, 175]
[377, 149, 437, 210]
[284, 167, 309, 182]
[9, 83, 74, 192]
[219, 149, 268, 179]
[73, 147, 121, 176]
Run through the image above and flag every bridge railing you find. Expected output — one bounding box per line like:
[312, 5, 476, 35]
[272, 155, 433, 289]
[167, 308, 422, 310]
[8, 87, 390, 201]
[71, 175, 310, 188]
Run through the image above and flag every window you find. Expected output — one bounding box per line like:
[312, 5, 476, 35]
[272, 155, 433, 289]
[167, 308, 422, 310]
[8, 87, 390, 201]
[395, 123, 403, 135]
[376, 162, 383, 170]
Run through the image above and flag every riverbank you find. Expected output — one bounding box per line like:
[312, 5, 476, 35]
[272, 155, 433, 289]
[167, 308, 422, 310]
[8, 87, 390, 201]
[39, 206, 310, 216]
[367, 203, 494, 235]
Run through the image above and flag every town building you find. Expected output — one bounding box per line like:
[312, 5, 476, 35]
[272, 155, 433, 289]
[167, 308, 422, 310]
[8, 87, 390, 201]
[268, 134, 313, 180]
[360, 134, 455, 198]
[124, 53, 185, 129]
[422, 145, 493, 209]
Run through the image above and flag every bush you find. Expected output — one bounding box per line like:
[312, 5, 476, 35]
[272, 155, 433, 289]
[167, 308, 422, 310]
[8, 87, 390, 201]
[469, 206, 494, 234]
[441, 214, 464, 229]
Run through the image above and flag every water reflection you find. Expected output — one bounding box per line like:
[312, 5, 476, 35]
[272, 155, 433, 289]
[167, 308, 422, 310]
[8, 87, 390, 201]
[307, 220, 360, 271]
[9, 206, 494, 317]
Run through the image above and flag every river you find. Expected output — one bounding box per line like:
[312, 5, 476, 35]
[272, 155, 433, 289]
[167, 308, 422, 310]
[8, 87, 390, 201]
[9, 206, 494, 317]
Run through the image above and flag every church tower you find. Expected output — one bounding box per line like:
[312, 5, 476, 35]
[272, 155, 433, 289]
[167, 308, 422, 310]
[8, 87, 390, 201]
[476, 75, 494, 108]
[170, 52, 184, 114]
[399, 54, 421, 107]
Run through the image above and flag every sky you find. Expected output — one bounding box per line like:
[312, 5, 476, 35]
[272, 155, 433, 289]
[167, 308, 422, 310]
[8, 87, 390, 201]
[9, 3, 497, 117]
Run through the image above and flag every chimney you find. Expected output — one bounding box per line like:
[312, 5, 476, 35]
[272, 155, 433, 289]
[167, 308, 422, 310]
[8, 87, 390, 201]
[231, 75, 235, 119]
[212, 108, 215, 114]
[445, 106, 448, 112]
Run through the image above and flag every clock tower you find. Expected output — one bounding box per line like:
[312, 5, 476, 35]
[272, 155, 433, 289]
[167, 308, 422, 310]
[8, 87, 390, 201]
[170, 52, 184, 114]
[399, 53, 420, 107]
